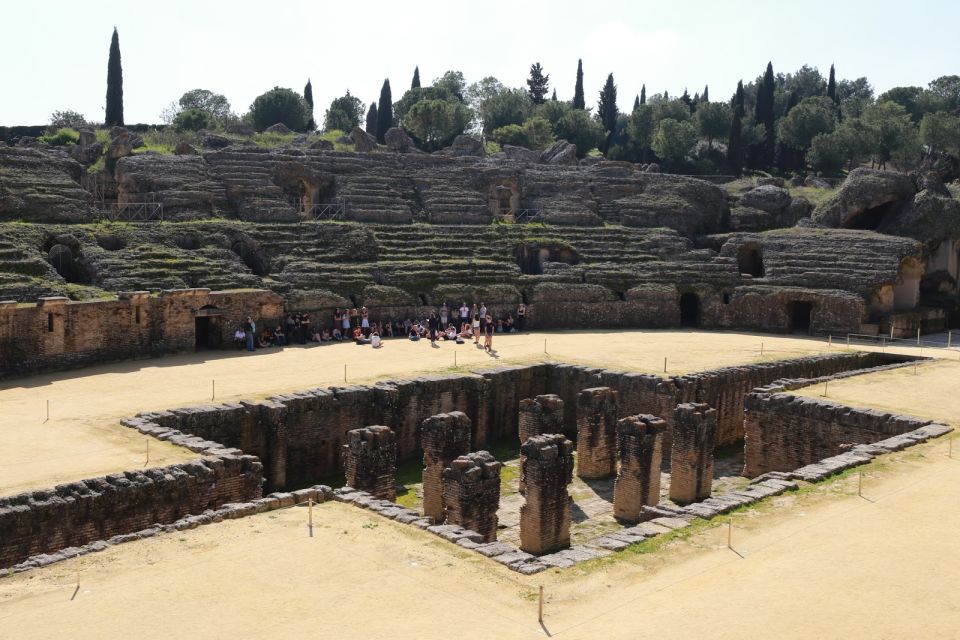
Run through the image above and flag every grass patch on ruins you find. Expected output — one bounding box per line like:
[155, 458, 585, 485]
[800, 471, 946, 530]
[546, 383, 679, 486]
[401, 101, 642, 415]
[791, 184, 836, 206]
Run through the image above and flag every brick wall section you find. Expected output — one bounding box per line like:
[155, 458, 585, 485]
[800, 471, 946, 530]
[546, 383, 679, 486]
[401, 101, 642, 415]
[613, 415, 667, 523]
[421, 412, 472, 523]
[518, 394, 564, 444]
[519, 434, 574, 555]
[576, 387, 619, 479]
[743, 392, 930, 477]
[0, 455, 262, 569]
[343, 426, 397, 501]
[670, 403, 717, 504]
[441, 450, 502, 542]
[0, 288, 283, 378]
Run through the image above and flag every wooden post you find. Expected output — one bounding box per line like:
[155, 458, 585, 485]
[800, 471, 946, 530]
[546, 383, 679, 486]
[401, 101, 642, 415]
[145, 439, 150, 467]
[544, 338, 547, 354]
[828, 334, 832, 348]
[44, 399, 49, 423]
[858, 471, 863, 497]
[948, 331, 953, 349]
[823, 380, 828, 397]
[211, 379, 215, 401]
[344, 363, 347, 383]
[760, 342, 764, 356]
[917, 327, 921, 345]
[308, 498, 314, 537]
[727, 520, 732, 549]
[454, 351, 457, 367]
[663, 357, 667, 373]
[538, 585, 544, 624]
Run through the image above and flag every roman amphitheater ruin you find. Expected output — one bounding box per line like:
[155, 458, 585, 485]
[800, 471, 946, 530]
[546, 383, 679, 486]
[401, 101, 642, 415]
[1, 133, 959, 636]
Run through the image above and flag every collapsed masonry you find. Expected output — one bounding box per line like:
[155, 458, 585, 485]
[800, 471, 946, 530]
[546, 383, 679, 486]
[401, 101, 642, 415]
[613, 414, 667, 524]
[576, 386, 619, 479]
[519, 433, 575, 555]
[669, 403, 717, 504]
[421, 411, 472, 523]
[343, 425, 397, 501]
[441, 450, 502, 542]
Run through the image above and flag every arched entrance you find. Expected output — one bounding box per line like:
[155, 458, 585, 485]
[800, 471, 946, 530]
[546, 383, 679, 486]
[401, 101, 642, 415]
[787, 301, 813, 334]
[737, 245, 765, 277]
[679, 293, 701, 327]
[195, 305, 224, 349]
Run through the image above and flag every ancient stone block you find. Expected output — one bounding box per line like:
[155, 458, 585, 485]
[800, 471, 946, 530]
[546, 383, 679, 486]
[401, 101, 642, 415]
[669, 403, 716, 505]
[421, 411, 472, 523]
[519, 394, 565, 444]
[441, 450, 501, 542]
[342, 425, 397, 501]
[519, 433, 574, 555]
[613, 414, 666, 524]
[576, 387, 619, 479]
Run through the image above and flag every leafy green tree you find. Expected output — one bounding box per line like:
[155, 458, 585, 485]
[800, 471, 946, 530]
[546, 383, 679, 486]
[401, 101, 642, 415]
[323, 91, 364, 132]
[180, 89, 232, 119]
[173, 108, 215, 132]
[827, 65, 837, 103]
[479, 88, 532, 135]
[877, 86, 927, 122]
[402, 99, 472, 151]
[522, 116, 555, 149]
[249, 87, 309, 131]
[491, 124, 528, 147]
[304, 80, 315, 130]
[365, 102, 378, 136]
[651, 118, 697, 167]
[597, 73, 618, 150]
[105, 27, 124, 126]
[927, 75, 960, 111]
[807, 132, 846, 174]
[376, 79, 393, 142]
[920, 111, 960, 154]
[695, 101, 732, 149]
[778, 96, 837, 151]
[680, 89, 692, 110]
[652, 98, 690, 123]
[411, 66, 421, 89]
[727, 81, 745, 175]
[535, 99, 571, 128]
[628, 104, 656, 162]
[573, 59, 585, 110]
[554, 109, 604, 157]
[837, 77, 873, 119]
[527, 63, 550, 104]
[49, 110, 87, 130]
[862, 100, 920, 169]
[433, 70, 467, 102]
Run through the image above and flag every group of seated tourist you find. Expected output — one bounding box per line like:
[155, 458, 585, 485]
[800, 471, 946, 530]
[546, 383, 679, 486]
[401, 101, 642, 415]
[233, 301, 528, 351]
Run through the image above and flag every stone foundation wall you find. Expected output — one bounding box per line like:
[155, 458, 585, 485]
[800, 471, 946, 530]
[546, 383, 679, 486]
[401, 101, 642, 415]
[343, 426, 397, 500]
[743, 392, 930, 477]
[613, 415, 667, 523]
[421, 412, 472, 523]
[0, 454, 262, 569]
[670, 403, 717, 504]
[0, 288, 283, 378]
[442, 450, 502, 542]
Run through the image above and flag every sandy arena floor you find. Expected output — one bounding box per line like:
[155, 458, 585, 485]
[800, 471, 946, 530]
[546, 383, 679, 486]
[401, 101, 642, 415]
[1, 436, 957, 640]
[1, 329, 847, 497]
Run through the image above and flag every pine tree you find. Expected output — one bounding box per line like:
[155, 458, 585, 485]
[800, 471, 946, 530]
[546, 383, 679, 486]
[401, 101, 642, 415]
[680, 88, 692, 109]
[411, 66, 421, 90]
[597, 73, 618, 152]
[304, 79, 315, 130]
[728, 81, 745, 176]
[527, 62, 550, 104]
[573, 59, 585, 110]
[785, 91, 799, 115]
[702, 85, 709, 103]
[827, 64, 837, 103]
[640, 85, 646, 105]
[754, 62, 776, 168]
[105, 27, 124, 126]
[633, 94, 640, 111]
[551, 89, 557, 101]
[376, 79, 392, 143]
[365, 102, 378, 136]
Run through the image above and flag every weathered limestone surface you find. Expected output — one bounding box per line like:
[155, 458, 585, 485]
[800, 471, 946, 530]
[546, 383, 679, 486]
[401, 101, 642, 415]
[442, 450, 501, 542]
[421, 411, 472, 523]
[575, 387, 619, 479]
[343, 425, 398, 501]
[520, 434, 574, 555]
[669, 403, 716, 504]
[613, 414, 666, 523]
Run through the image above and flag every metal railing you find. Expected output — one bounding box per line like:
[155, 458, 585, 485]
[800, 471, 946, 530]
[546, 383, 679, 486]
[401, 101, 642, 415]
[303, 200, 347, 221]
[98, 202, 164, 222]
[842, 331, 958, 353]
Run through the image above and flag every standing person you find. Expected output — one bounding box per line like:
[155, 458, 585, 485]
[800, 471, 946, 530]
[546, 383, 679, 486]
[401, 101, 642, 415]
[478, 302, 487, 335]
[243, 316, 255, 352]
[333, 308, 343, 333]
[342, 308, 352, 336]
[300, 313, 311, 344]
[484, 313, 494, 352]
[460, 301, 469, 326]
[472, 313, 481, 346]
[440, 302, 449, 328]
[517, 302, 527, 332]
[350, 306, 359, 331]
[427, 312, 439, 344]
[360, 306, 370, 337]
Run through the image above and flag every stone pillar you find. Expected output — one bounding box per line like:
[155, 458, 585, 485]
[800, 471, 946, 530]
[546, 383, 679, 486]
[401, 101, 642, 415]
[421, 411, 472, 523]
[669, 403, 716, 505]
[576, 387, 619, 479]
[442, 450, 502, 542]
[613, 414, 667, 523]
[518, 395, 564, 493]
[519, 434, 574, 555]
[342, 425, 397, 501]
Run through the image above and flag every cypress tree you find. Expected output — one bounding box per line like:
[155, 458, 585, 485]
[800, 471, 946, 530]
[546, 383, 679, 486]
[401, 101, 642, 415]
[663, 90, 669, 101]
[365, 102, 378, 136]
[411, 66, 421, 89]
[376, 79, 392, 142]
[785, 91, 799, 115]
[597, 73, 618, 152]
[728, 81, 745, 176]
[304, 79, 315, 130]
[551, 89, 557, 101]
[573, 59, 585, 110]
[640, 84, 646, 105]
[680, 88, 692, 109]
[827, 64, 837, 103]
[527, 62, 550, 104]
[702, 85, 709, 103]
[633, 94, 640, 111]
[105, 27, 124, 127]
[754, 62, 776, 168]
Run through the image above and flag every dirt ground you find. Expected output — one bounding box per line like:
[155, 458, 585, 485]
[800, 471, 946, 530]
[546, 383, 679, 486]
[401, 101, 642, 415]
[1, 329, 841, 496]
[1, 436, 957, 640]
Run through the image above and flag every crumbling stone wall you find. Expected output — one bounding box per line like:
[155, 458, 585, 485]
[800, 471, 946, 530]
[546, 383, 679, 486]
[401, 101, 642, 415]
[520, 434, 574, 555]
[613, 414, 667, 523]
[743, 392, 929, 477]
[421, 411, 472, 523]
[0, 454, 262, 569]
[519, 394, 565, 443]
[670, 403, 717, 504]
[342, 426, 398, 501]
[576, 387, 619, 479]
[441, 450, 502, 542]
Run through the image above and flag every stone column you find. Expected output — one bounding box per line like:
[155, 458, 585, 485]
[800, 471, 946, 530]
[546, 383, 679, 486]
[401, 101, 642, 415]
[518, 395, 564, 494]
[613, 414, 667, 523]
[442, 450, 502, 542]
[576, 387, 619, 479]
[669, 403, 716, 505]
[519, 433, 574, 555]
[421, 411, 472, 523]
[342, 425, 397, 501]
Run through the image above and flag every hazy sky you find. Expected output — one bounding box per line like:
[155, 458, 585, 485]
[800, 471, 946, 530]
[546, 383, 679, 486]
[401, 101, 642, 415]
[2, 0, 958, 126]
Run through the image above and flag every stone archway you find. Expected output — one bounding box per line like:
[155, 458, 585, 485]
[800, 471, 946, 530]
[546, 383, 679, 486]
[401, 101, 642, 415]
[271, 162, 335, 214]
[737, 244, 765, 278]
